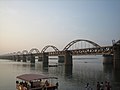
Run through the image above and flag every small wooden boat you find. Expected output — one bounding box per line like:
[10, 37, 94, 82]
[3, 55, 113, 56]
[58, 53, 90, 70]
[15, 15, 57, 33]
[16, 74, 58, 90]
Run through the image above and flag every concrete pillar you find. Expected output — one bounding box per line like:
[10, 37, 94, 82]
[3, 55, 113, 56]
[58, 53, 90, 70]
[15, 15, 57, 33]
[13, 55, 16, 61]
[17, 55, 21, 61]
[113, 44, 120, 69]
[9, 56, 13, 60]
[42, 53, 49, 67]
[38, 56, 42, 62]
[58, 56, 64, 63]
[22, 55, 27, 62]
[64, 51, 73, 65]
[9, 56, 12, 60]
[27, 56, 31, 61]
[103, 54, 113, 64]
[30, 54, 35, 63]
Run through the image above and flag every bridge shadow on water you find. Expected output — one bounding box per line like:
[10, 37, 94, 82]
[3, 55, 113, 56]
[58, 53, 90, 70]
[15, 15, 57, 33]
[64, 65, 73, 78]
[103, 64, 120, 90]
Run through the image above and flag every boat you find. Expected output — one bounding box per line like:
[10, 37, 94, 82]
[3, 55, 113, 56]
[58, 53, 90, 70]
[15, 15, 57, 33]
[16, 74, 58, 90]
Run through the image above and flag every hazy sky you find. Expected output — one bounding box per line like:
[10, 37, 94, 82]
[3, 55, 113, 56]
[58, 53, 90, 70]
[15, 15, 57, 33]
[0, 0, 120, 54]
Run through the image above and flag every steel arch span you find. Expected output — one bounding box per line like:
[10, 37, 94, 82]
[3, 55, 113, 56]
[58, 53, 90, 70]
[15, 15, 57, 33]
[41, 45, 59, 53]
[13, 52, 17, 55]
[22, 50, 29, 54]
[29, 48, 40, 54]
[17, 51, 22, 55]
[63, 39, 101, 51]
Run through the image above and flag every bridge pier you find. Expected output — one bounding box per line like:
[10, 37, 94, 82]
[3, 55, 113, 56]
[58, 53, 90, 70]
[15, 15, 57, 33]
[22, 55, 27, 62]
[27, 56, 31, 61]
[58, 56, 64, 63]
[113, 44, 120, 70]
[42, 53, 49, 67]
[64, 51, 73, 65]
[103, 54, 113, 64]
[16, 55, 21, 61]
[30, 54, 35, 63]
[12, 55, 16, 61]
[38, 56, 42, 62]
[9, 56, 13, 60]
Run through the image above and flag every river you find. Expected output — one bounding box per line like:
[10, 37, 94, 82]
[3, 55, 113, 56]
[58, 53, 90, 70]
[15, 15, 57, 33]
[0, 56, 120, 90]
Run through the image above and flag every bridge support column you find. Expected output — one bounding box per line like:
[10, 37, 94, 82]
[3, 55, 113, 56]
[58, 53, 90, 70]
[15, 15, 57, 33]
[64, 51, 72, 65]
[22, 55, 27, 62]
[12, 55, 16, 61]
[30, 54, 35, 63]
[9, 56, 13, 60]
[38, 56, 42, 62]
[58, 56, 64, 63]
[103, 54, 113, 64]
[42, 53, 49, 67]
[27, 56, 31, 61]
[17, 55, 21, 61]
[113, 44, 120, 70]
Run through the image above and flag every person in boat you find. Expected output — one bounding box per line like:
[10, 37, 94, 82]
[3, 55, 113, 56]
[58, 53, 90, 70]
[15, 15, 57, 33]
[56, 82, 59, 89]
[85, 83, 92, 90]
[16, 81, 20, 89]
[23, 82, 28, 90]
[23, 85, 27, 90]
[104, 81, 108, 90]
[97, 82, 100, 90]
[30, 81, 33, 88]
[45, 80, 49, 86]
[19, 82, 24, 90]
[39, 79, 42, 86]
[100, 82, 104, 90]
[104, 81, 111, 90]
[107, 82, 111, 90]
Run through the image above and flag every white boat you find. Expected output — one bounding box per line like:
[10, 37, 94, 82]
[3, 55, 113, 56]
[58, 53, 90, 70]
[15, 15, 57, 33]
[16, 74, 58, 90]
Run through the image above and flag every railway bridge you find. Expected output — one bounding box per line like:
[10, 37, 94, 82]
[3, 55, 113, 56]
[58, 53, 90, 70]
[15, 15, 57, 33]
[0, 39, 120, 69]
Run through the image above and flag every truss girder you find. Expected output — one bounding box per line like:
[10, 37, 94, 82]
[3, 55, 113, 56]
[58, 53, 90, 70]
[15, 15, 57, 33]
[69, 46, 113, 55]
[48, 46, 113, 56]
[63, 39, 100, 51]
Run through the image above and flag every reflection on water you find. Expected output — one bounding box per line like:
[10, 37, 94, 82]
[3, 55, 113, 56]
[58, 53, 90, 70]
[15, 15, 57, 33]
[30, 63, 35, 70]
[0, 58, 120, 90]
[64, 65, 73, 77]
[112, 70, 120, 90]
[113, 70, 120, 82]
[103, 64, 120, 90]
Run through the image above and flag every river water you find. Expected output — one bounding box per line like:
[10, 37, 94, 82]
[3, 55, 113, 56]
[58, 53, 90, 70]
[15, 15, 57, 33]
[0, 56, 120, 90]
